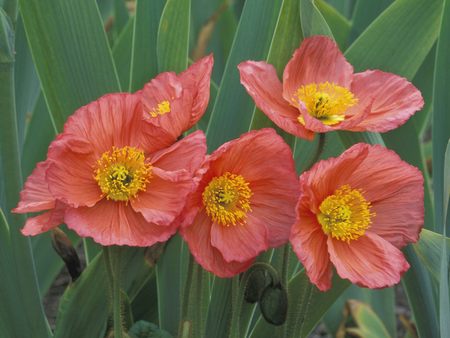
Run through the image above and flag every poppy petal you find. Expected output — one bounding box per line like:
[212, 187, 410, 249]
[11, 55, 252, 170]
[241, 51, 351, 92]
[328, 232, 409, 288]
[238, 61, 314, 140]
[283, 36, 353, 103]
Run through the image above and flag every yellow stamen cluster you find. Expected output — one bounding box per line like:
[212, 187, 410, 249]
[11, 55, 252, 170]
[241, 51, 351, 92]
[295, 82, 358, 125]
[317, 185, 374, 242]
[202, 172, 253, 226]
[94, 146, 152, 202]
[148, 100, 171, 118]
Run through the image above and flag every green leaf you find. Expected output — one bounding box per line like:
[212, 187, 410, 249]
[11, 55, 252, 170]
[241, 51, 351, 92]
[14, 17, 40, 150]
[54, 248, 148, 338]
[19, 0, 121, 131]
[249, 0, 301, 149]
[0, 8, 51, 337]
[157, 0, 190, 73]
[349, 0, 392, 42]
[324, 286, 396, 337]
[345, 300, 392, 338]
[204, 277, 232, 338]
[205, 0, 283, 150]
[433, 0, 450, 234]
[250, 271, 349, 338]
[129, 320, 173, 338]
[129, 0, 164, 91]
[414, 229, 450, 283]
[112, 16, 134, 91]
[300, 0, 333, 39]
[345, 0, 442, 79]
[315, 0, 351, 48]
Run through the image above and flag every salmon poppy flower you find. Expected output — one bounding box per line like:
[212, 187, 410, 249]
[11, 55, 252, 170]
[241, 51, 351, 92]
[290, 143, 424, 290]
[13, 93, 206, 246]
[180, 129, 299, 277]
[238, 36, 423, 140]
[141, 55, 213, 141]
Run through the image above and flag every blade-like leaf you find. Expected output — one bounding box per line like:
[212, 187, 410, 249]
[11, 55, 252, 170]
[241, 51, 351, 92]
[19, 0, 121, 131]
[129, 0, 164, 91]
[205, 0, 282, 150]
[0, 8, 51, 337]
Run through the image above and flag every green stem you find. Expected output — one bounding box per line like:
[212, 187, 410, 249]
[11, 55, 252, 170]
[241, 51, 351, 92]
[229, 276, 241, 338]
[103, 247, 123, 338]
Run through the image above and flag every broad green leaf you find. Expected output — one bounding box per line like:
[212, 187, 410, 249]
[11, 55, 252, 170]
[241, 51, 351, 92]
[414, 230, 450, 283]
[315, 0, 351, 48]
[154, 1, 191, 335]
[411, 45, 436, 134]
[349, 0, 392, 42]
[129, 0, 164, 91]
[205, 0, 282, 150]
[324, 0, 354, 19]
[441, 141, 450, 338]
[54, 248, 148, 338]
[112, 16, 134, 90]
[345, 300, 391, 338]
[0, 9, 51, 337]
[324, 286, 396, 337]
[402, 246, 439, 338]
[345, 0, 442, 79]
[433, 0, 450, 234]
[157, 0, 190, 73]
[19, 0, 121, 131]
[113, 0, 129, 39]
[14, 17, 40, 150]
[205, 277, 232, 338]
[300, 0, 333, 39]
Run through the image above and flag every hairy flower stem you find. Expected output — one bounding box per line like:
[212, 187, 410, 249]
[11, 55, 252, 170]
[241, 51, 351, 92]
[103, 246, 124, 338]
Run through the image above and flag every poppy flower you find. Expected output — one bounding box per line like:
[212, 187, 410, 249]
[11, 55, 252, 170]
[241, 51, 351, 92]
[290, 143, 424, 290]
[140, 55, 213, 140]
[13, 93, 206, 246]
[238, 36, 423, 140]
[180, 128, 299, 277]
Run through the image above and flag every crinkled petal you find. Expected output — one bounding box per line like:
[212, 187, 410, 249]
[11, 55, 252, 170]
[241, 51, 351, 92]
[328, 232, 409, 288]
[345, 144, 424, 247]
[210, 215, 268, 262]
[148, 130, 207, 174]
[181, 211, 253, 277]
[283, 36, 353, 103]
[238, 61, 313, 140]
[130, 167, 193, 225]
[65, 200, 178, 246]
[21, 203, 65, 236]
[290, 206, 332, 291]
[298, 143, 369, 210]
[46, 139, 101, 208]
[348, 70, 424, 132]
[13, 160, 55, 213]
[179, 54, 214, 127]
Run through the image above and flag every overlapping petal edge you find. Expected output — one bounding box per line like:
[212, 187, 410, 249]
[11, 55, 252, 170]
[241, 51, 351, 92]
[238, 35, 423, 138]
[290, 143, 424, 290]
[140, 54, 213, 141]
[13, 92, 208, 247]
[180, 128, 299, 278]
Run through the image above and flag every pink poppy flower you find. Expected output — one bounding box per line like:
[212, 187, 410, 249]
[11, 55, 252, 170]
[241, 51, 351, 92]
[140, 55, 213, 140]
[238, 36, 423, 139]
[180, 128, 299, 277]
[290, 143, 424, 290]
[13, 93, 206, 246]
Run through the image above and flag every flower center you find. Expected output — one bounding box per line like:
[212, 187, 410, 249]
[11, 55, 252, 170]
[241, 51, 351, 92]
[202, 172, 253, 226]
[317, 185, 374, 242]
[295, 82, 358, 125]
[148, 100, 171, 118]
[94, 146, 152, 202]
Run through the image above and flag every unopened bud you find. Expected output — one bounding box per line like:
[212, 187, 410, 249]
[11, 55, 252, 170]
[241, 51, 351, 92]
[51, 228, 82, 281]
